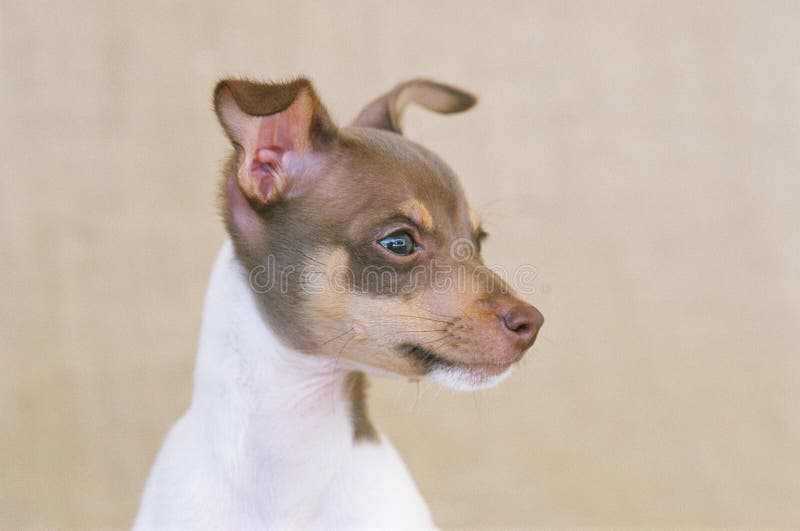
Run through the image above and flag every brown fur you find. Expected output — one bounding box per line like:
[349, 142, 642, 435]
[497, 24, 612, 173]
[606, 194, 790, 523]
[402, 200, 435, 232]
[345, 372, 378, 442]
[353, 79, 477, 133]
[213, 77, 542, 441]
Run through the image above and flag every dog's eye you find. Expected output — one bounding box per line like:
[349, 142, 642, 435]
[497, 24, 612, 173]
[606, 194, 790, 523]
[378, 231, 416, 256]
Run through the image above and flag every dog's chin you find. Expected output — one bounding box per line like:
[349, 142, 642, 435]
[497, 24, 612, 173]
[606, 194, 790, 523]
[405, 345, 518, 392]
[427, 362, 515, 391]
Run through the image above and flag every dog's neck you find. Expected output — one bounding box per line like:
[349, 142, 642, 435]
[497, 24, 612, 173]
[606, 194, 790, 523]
[189, 241, 358, 523]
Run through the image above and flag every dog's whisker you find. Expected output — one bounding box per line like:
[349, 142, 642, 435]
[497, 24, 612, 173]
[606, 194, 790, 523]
[327, 328, 357, 374]
[412, 381, 421, 414]
[320, 327, 355, 346]
[335, 331, 357, 360]
[457, 309, 476, 322]
[384, 314, 453, 325]
[410, 302, 459, 321]
[420, 335, 448, 346]
[296, 250, 327, 267]
[390, 329, 449, 334]
[537, 333, 556, 345]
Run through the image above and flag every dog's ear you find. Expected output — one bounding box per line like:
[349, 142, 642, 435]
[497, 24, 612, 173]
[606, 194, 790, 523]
[352, 79, 476, 134]
[214, 78, 336, 206]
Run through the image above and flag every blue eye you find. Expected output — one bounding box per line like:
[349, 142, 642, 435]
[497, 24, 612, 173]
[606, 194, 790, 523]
[378, 231, 416, 256]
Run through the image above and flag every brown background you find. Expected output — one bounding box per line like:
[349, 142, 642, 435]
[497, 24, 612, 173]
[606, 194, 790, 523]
[2, 1, 799, 528]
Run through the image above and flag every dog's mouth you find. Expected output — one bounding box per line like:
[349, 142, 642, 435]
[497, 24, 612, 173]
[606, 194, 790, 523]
[403, 344, 520, 377]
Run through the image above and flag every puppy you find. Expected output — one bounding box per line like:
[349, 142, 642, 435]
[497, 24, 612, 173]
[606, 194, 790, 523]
[134, 77, 543, 529]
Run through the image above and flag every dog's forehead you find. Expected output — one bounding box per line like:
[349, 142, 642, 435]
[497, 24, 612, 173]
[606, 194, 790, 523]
[328, 127, 471, 231]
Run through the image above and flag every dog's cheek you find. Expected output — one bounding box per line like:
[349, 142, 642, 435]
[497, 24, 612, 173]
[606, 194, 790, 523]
[300, 246, 351, 332]
[297, 246, 434, 377]
[334, 294, 436, 376]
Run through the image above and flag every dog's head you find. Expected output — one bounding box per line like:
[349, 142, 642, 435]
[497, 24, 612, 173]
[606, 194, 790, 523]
[214, 77, 543, 390]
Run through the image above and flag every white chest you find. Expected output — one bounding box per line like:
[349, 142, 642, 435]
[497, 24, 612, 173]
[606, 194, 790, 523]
[133, 242, 434, 529]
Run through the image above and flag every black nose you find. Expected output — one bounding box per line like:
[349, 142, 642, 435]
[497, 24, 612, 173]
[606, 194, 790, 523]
[502, 303, 544, 350]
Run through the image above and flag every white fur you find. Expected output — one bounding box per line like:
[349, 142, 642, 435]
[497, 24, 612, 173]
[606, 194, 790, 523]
[134, 241, 434, 530]
[428, 364, 514, 392]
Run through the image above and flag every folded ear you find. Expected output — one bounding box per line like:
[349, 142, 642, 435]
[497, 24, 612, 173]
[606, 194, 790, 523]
[352, 79, 477, 134]
[214, 78, 336, 206]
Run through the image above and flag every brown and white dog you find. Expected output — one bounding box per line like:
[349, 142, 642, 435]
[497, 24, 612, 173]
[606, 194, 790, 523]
[134, 78, 543, 529]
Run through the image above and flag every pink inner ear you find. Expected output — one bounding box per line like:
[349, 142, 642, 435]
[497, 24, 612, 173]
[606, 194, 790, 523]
[247, 108, 307, 200]
[250, 147, 281, 200]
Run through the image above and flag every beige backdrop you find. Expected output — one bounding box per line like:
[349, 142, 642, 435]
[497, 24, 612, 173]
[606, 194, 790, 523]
[2, 1, 800, 528]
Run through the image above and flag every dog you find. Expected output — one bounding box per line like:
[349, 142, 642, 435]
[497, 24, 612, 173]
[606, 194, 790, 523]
[134, 77, 544, 529]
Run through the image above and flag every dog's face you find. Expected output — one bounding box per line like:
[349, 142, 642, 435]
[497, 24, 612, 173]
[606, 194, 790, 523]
[215, 78, 543, 390]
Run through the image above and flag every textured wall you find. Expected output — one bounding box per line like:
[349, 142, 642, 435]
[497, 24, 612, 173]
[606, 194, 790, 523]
[2, 1, 799, 528]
